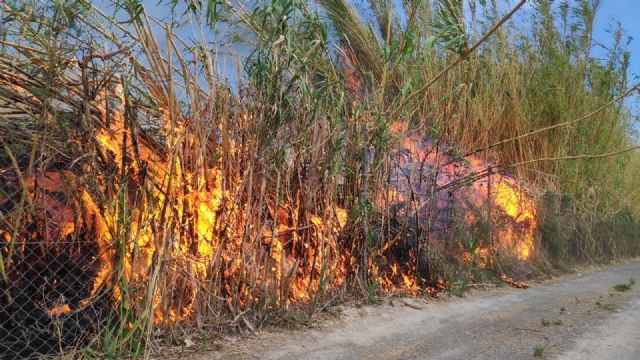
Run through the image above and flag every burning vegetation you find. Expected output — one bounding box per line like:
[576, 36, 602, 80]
[2, 0, 638, 358]
[0, 80, 536, 347]
[0, 65, 537, 358]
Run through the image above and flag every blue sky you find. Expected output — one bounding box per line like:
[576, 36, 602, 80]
[102, 0, 640, 116]
[149, 1, 639, 82]
[591, 0, 640, 126]
[593, 0, 640, 82]
[128, 1, 640, 78]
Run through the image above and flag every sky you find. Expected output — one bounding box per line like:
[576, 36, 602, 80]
[593, 0, 640, 82]
[128, 1, 640, 76]
[589, 0, 640, 126]
[513, 0, 640, 81]
[100, 0, 640, 115]
[519, 0, 640, 120]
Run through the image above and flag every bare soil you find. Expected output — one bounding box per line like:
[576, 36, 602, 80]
[168, 259, 640, 360]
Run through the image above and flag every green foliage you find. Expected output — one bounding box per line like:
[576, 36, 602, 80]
[540, 318, 563, 326]
[246, 0, 330, 140]
[432, 0, 468, 54]
[538, 192, 640, 265]
[613, 278, 635, 292]
[613, 283, 631, 292]
[309, 263, 330, 318]
[314, 0, 640, 225]
[367, 279, 381, 304]
[534, 345, 545, 357]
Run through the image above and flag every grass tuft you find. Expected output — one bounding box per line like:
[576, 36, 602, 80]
[533, 345, 545, 358]
[540, 318, 563, 326]
[613, 278, 635, 292]
[613, 284, 631, 292]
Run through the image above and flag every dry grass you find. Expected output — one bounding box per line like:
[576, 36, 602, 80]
[0, 0, 638, 357]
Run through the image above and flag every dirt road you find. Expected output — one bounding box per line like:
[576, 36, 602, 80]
[197, 260, 640, 360]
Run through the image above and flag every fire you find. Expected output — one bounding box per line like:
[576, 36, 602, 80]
[85, 110, 537, 311]
[0, 76, 352, 324]
[491, 180, 536, 260]
[376, 122, 537, 291]
[1, 81, 537, 330]
[63, 83, 354, 322]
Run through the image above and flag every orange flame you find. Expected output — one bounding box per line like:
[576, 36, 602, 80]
[0, 84, 537, 324]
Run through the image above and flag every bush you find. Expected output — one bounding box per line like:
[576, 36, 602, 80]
[538, 191, 640, 266]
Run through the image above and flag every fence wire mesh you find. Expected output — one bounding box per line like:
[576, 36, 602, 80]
[0, 143, 538, 359]
[0, 157, 113, 359]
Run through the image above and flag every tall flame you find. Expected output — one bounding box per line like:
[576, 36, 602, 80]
[375, 122, 537, 291]
[0, 86, 537, 325]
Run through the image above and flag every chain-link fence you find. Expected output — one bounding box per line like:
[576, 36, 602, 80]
[0, 142, 538, 360]
[0, 171, 112, 359]
[0, 242, 110, 359]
